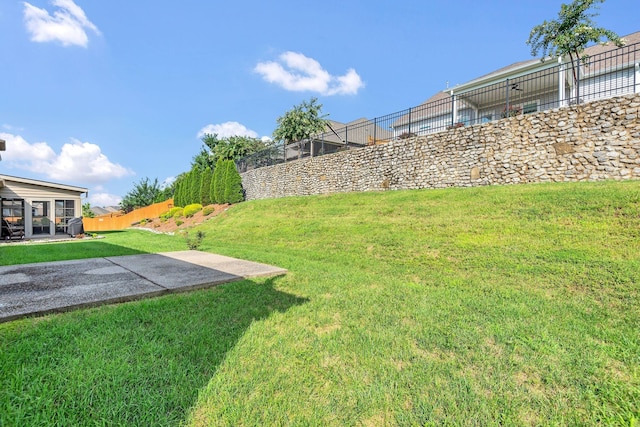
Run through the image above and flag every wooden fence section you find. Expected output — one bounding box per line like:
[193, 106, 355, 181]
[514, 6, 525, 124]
[84, 199, 174, 231]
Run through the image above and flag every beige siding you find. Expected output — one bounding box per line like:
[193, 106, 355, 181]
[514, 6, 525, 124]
[1, 181, 84, 200]
[1, 178, 86, 238]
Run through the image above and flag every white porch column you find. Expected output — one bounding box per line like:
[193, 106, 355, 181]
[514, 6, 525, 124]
[636, 63, 640, 93]
[450, 90, 458, 124]
[558, 56, 566, 107]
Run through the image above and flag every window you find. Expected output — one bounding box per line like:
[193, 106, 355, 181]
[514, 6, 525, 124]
[2, 199, 25, 227]
[523, 102, 538, 114]
[458, 112, 471, 125]
[55, 200, 75, 234]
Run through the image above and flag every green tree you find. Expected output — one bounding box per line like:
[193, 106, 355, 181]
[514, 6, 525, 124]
[200, 167, 213, 205]
[172, 174, 185, 207]
[192, 147, 216, 171]
[526, 0, 624, 103]
[82, 202, 95, 218]
[212, 157, 227, 204]
[120, 177, 163, 213]
[154, 178, 175, 204]
[272, 97, 328, 159]
[187, 168, 201, 205]
[223, 160, 244, 204]
[527, 0, 623, 61]
[180, 170, 192, 205]
[200, 134, 269, 164]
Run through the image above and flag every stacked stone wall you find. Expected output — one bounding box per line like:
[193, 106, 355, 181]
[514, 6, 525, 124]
[241, 94, 640, 200]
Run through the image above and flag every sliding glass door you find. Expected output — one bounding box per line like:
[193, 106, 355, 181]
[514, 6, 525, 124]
[32, 201, 51, 235]
[55, 200, 75, 234]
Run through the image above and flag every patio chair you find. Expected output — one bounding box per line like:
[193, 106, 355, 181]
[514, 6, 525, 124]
[1, 219, 25, 240]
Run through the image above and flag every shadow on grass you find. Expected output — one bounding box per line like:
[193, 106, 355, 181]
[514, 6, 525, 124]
[0, 240, 149, 266]
[0, 276, 306, 426]
[0, 229, 189, 266]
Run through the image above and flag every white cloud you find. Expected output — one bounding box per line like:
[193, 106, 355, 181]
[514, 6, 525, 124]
[197, 121, 259, 139]
[254, 52, 364, 96]
[88, 192, 121, 207]
[160, 176, 176, 189]
[2, 124, 24, 132]
[0, 133, 134, 184]
[23, 0, 101, 48]
[48, 139, 133, 183]
[1, 133, 57, 163]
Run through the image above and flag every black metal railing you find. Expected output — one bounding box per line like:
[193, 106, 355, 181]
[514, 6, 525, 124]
[238, 41, 639, 173]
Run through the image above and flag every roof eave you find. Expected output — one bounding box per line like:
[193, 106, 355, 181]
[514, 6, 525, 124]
[0, 174, 88, 194]
[449, 57, 558, 94]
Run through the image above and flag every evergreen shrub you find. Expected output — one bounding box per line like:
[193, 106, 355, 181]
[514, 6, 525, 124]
[183, 203, 203, 218]
[170, 207, 184, 218]
[185, 230, 206, 250]
[212, 158, 226, 204]
[223, 160, 244, 204]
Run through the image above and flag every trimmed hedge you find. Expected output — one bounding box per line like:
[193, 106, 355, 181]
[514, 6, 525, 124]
[170, 207, 183, 216]
[212, 158, 226, 204]
[183, 203, 203, 218]
[224, 160, 244, 204]
[160, 207, 184, 222]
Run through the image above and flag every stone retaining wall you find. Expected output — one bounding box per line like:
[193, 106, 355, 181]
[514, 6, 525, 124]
[241, 94, 640, 200]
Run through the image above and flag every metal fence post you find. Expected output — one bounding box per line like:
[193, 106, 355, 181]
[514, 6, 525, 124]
[408, 107, 412, 135]
[635, 46, 639, 93]
[451, 94, 455, 127]
[576, 58, 581, 104]
[373, 118, 377, 144]
[558, 56, 566, 107]
[345, 125, 348, 150]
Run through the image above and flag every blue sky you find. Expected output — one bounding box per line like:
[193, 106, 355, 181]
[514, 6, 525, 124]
[1, 0, 637, 206]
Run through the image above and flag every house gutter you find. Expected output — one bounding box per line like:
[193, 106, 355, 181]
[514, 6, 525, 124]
[448, 57, 557, 95]
[0, 174, 88, 194]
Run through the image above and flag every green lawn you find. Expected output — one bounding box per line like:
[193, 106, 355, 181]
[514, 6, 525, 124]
[1, 181, 639, 426]
[0, 230, 187, 265]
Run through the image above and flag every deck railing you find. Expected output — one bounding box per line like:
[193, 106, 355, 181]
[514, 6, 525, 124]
[238, 41, 639, 173]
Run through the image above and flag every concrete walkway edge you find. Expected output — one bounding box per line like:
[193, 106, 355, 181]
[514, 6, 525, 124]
[0, 251, 287, 322]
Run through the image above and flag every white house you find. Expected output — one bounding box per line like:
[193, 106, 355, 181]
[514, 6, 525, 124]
[392, 30, 640, 137]
[0, 174, 88, 239]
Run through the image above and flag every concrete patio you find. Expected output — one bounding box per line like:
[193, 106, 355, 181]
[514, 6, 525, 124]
[0, 250, 287, 322]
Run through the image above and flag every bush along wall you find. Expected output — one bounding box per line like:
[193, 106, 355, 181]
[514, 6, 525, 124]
[211, 159, 244, 204]
[240, 94, 640, 200]
[224, 160, 244, 204]
[200, 167, 213, 206]
[211, 158, 226, 204]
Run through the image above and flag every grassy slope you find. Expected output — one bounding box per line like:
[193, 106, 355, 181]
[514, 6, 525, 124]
[188, 181, 640, 426]
[1, 181, 639, 425]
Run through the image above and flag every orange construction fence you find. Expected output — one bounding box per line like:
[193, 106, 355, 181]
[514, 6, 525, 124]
[83, 199, 174, 232]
